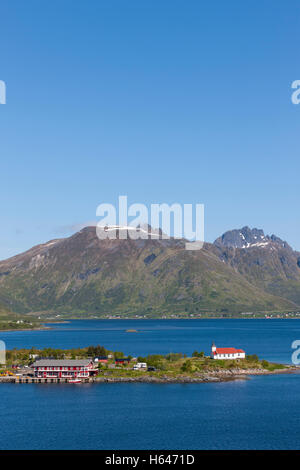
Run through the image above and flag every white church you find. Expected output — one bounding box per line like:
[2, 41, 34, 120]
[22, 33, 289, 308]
[211, 342, 245, 360]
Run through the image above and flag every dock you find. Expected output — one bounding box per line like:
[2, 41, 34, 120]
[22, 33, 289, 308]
[0, 376, 94, 384]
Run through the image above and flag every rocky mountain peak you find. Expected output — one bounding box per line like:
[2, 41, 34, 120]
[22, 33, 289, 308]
[0, 223, 298, 316]
[214, 226, 290, 250]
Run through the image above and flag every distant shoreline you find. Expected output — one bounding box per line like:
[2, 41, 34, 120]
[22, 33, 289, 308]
[0, 320, 72, 332]
[1, 316, 300, 332]
[0, 326, 50, 333]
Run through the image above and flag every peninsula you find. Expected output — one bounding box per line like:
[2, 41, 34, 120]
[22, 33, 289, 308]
[0, 345, 297, 384]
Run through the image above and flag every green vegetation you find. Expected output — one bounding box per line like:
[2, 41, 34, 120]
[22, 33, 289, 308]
[192, 350, 205, 358]
[99, 353, 288, 380]
[0, 307, 42, 330]
[0, 320, 42, 331]
[246, 354, 259, 362]
[1, 345, 290, 381]
[5, 345, 108, 366]
[259, 359, 285, 371]
[0, 226, 296, 318]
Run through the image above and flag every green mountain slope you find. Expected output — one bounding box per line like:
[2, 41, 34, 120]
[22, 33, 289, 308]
[213, 226, 300, 305]
[0, 226, 296, 317]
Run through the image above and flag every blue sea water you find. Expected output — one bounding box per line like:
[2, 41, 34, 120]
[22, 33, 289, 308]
[0, 319, 300, 450]
[2, 318, 300, 363]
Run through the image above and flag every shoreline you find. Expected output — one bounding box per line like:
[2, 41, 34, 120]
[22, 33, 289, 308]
[91, 366, 299, 384]
[1, 316, 300, 332]
[1, 366, 298, 385]
[0, 326, 50, 332]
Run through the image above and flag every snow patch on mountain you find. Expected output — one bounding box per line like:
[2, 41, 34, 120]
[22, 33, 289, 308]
[214, 226, 289, 250]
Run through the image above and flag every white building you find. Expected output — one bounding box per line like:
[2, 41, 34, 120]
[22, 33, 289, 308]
[211, 342, 245, 360]
[133, 362, 147, 370]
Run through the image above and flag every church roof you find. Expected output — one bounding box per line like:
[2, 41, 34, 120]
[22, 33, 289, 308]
[214, 347, 245, 354]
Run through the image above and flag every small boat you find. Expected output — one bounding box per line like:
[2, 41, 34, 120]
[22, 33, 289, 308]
[68, 378, 82, 384]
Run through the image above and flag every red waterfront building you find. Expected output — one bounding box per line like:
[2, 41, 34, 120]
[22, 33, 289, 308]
[31, 359, 98, 379]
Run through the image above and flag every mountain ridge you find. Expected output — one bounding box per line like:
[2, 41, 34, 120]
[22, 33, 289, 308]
[214, 226, 291, 250]
[0, 225, 299, 317]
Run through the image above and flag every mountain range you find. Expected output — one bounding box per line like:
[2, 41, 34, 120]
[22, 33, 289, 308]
[0, 225, 299, 317]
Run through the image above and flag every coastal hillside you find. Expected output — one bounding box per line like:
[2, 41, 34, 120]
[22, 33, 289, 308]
[213, 226, 300, 305]
[0, 303, 14, 319]
[0, 226, 298, 317]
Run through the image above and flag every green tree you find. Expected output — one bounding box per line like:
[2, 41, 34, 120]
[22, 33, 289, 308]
[246, 354, 259, 362]
[166, 353, 182, 362]
[192, 351, 204, 358]
[114, 351, 125, 359]
[181, 360, 193, 372]
[261, 360, 269, 369]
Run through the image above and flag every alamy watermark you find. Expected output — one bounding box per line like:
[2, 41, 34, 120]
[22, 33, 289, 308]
[0, 80, 6, 104]
[96, 196, 204, 250]
[291, 80, 300, 105]
[291, 340, 300, 364]
[0, 341, 6, 365]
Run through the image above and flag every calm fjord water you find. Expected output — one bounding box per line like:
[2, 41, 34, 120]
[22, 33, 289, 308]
[1, 319, 300, 450]
[2, 318, 300, 362]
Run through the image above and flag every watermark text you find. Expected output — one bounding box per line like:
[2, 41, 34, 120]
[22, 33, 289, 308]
[0, 341, 6, 365]
[96, 196, 204, 250]
[291, 80, 300, 105]
[0, 81, 6, 104]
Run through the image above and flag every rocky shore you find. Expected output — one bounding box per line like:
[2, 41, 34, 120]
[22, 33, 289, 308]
[0, 366, 298, 384]
[91, 366, 299, 384]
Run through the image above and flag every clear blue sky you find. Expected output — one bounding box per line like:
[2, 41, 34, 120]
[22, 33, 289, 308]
[0, 0, 299, 259]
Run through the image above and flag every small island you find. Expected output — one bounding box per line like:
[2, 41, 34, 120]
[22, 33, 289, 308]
[0, 309, 44, 331]
[0, 343, 297, 384]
